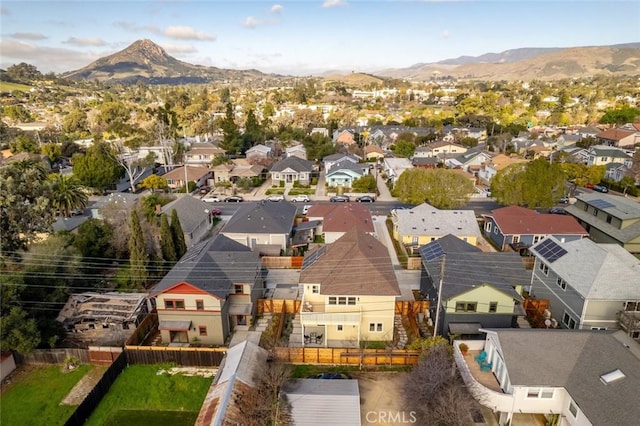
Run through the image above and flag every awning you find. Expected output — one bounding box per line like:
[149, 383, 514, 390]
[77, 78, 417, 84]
[449, 323, 483, 334]
[227, 300, 252, 315]
[158, 320, 191, 330]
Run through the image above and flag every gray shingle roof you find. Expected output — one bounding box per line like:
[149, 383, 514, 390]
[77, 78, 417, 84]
[269, 156, 314, 172]
[395, 203, 482, 239]
[326, 160, 366, 175]
[150, 234, 261, 298]
[492, 329, 640, 426]
[222, 200, 297, 234]
[161, 195, 211, 233]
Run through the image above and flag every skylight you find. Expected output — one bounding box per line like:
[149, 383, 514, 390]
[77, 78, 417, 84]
[600, 369, 626, 385]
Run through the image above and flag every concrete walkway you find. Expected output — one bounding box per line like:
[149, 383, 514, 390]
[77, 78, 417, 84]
[375, 171, 394, 202]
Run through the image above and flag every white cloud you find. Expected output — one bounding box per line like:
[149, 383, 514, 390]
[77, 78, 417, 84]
[271, 4, 283, 13]
[322, 0, 347, 8]
[0, 6, 8, 15]
[10, 33, 48, 41]
[163, 26, 215, 41]
[0, 40, 101, 73]
[64, 37, 107, 47]
[161, 43, 197, 54]
[442, 29, 451, 39]
[244, 16, 259, 29]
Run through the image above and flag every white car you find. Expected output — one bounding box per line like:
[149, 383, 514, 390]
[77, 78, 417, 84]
[266, 194, 284, 202]
[302, 205, 312, 215]
[290, 194, 310, 203]
[202, 195, 221, 203]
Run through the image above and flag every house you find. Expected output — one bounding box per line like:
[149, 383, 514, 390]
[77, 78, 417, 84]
[445, 149, 492, 173]
[285, 144, 308, 160]
[382, 157, 414, 186]
[150, 234, 264, 345]
[211, 162, 266, 183]
[221, 200, 297, 254]
[269, 156, 314, 185]
[482, 206, 589, 253]
[162, 195, 218, 247]
[585, 145, 633, 167]
[184, 145, 225, 167]
[419, 236, 529, 337]
[196, 340, 270, 425]
[364, 144, 385, 161]
[528, 236, 640, 331]
[595, 128, 636, 148]
[51, 214, 90, 234]
[282, 379, 361, 426]
[298, 228, 401, 347]
[91, 192, 140, 221]
[161, 166, 212, 190]
[412, 156, 441, 169]
[391, 203, 482, 254]
[414, 141, 467, 158]
[325, 160, 367, 189]
[56, 292, 148, 346]
[605, 162, 631, 183]
[564, 192, 640, 253]
[245, 144, 273, 163]
[454, 329, 640, 426]
[323, 153, 359, 173]
[309, 127, 329, 138]
[333, 129, 356, 146]
[477, 154, 527, 186]
[556, 134, 581, 148]
[305, 203, 375, 244]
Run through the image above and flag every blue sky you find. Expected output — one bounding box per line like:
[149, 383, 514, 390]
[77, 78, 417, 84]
[1, 1, 639, 75]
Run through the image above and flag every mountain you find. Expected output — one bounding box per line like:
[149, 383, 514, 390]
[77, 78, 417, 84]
[377, 43, 640, 81]
[63, 39, 269, 84]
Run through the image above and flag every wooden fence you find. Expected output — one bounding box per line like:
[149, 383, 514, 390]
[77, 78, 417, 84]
[406, 257, 422, 270]
[273, 347, 420, 366]
[261, 256, 304, 269]
[257, 299, 301, 314]
[14, 346, 122, 366]
[125, 345, 227, 366]
[395, 300, 429, 315]
[125, 312, 159, 346]
[523, 298, 550, 328]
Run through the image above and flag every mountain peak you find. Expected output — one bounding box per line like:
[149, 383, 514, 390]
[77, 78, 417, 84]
[119, 39, 170, 64]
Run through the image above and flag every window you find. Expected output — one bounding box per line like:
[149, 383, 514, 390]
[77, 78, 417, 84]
[569, 318, 576, 329]
[485, 222, 492, 233]
[198, 326, 207, 336]
[591, 327, 607, 331]
[541, 389, 554, 399]
[527, 388, 540, 398]
[164, 300, 185, 310]
[606, 215, 612, 224]
[556, 277, 567, 290]
[455, 302, 477, 312]
[348, 297, 356, 305]
[369, 323, 383, 332]
[569, 400, 578, 417]
[337, 325, 343, 331]
[311, 285, 319, 294]
[489, 302, 498, 313]
[338, 297, 347, 305]
[234, 284, 243, 294]
[196, 300, 204, 310]
[625, 301, 639, 312]
[533, 235, 541, 244]
[512, 235, 520, 244]
[562, 312, 571, 327]
[328, 297, 337, 305]
[539, 262, 549, 276]
[493, 226, 498, 234]
[583, 204, 588, 212]
[412, 236, 419, 245]
[593, 209, 598, 217]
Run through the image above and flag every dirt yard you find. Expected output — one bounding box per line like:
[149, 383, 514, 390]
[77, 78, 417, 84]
[354, 371, 416, 426]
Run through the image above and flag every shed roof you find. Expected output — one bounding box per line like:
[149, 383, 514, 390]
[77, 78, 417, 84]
[282, 379, 361, 426]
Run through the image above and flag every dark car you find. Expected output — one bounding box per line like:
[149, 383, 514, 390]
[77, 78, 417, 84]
[209, 208, 222, 215]
[549, 207, 567, 215]
[593, 185, 609, 193]
[224, 195, 244, 202]
[330, 195, 350, 202]
[356, 195, 375, 203]
[308, 373, 350, 379]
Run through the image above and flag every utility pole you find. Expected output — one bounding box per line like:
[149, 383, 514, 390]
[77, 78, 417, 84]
[184, 164, 188, 194]
[432, 256, 446, 337]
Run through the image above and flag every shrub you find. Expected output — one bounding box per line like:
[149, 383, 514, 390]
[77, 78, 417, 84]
[311, 177, 318, 185]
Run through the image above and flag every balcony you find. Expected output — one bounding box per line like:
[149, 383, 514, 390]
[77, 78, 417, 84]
[300, 311, 361, 326]
[454, 340, 515, 412]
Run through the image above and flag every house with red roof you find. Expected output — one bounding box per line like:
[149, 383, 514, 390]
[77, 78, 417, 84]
[481, 205, 589, 252]
[595, 128, 637, 148]
[305, 203, 375, 244]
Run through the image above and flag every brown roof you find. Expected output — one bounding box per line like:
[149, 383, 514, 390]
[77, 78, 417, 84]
[364, 145, 384, 154]
[161, 166, 211, 181]
[596, 128, 635, 141]
[300, 228, 400, 296]
[308, 204, 374, 233]
[484, 205, 589, 236]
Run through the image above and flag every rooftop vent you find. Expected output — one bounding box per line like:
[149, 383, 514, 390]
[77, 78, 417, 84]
[600, 369, 625, 385]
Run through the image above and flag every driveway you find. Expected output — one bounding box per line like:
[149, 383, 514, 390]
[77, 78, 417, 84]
[355, 371, 415, 426]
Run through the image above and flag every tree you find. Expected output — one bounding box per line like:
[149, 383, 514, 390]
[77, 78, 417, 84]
[392, 168, 475, 209]
[160, 214, 177, 263]
[392, 140, 416, 158]
[0, 159, 56, 254]
[4, 63, 42, 82]
[351, 174, 377, 193]
[170, 209, 187, 260]
[491, 158, 567, 208]
[62, 108, 88, 134]
[0, 307, 41, 354]
[112, 140, 156, 193]
[599, 107, 640, 125]
[128, 211, 149, 288]
[72, 141, 123, 192]
[243, 108, 264, 146]
[48, 174, 88, 217]
[219, 102, 243, 154]
[139, 174, 168, 193]
[73, 219, 115, 260]
[9, 134, 38, 153]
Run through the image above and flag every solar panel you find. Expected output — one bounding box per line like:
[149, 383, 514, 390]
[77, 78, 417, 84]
[590, 199, 615, 210]
[534, 238, 567, 263]
[302, 245, 326, 270]
[420, 241, 445, 262]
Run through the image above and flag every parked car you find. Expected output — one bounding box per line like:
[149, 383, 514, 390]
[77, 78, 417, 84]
[549, 207, 567, 215]
[209, 208, 222, 215]
[202, 195, 221, 203]
[330, 195, 350, 202]
[356, 195, 375, 203]
[266, 194, 284, 202]
[302, 205, 312, 215]
[199, 186, 211, 194]
[224, 195, 244, 202]
[593, 185, 609, 193]
[307, 373, 350, 380]
[585, 183, 595, 189]
[290, 194, 310, 203]
[559, 196, 569, 204]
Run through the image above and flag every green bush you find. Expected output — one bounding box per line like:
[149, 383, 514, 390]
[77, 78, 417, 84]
[279, 180, 285, 188]
[311, 177, 318, 185]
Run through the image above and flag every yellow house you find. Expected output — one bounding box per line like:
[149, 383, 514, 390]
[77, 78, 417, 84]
[392, 203, 481, 253]
[298, 228, 400, 347]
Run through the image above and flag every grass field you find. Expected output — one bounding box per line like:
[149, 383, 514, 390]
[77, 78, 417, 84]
[0, 364, 93, 426]
[85, 364, 213, 426]
[0, 81, 32, 92]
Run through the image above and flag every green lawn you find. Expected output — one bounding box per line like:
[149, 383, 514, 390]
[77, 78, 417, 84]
[86, 364, 213, 426]
[0, 81, 32, 92]
[0, 364, 93, 426]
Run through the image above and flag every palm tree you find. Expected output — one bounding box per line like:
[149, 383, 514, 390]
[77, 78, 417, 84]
[48, 174, 88, 217]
